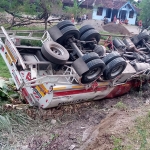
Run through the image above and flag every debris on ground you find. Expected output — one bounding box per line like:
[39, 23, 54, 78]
[103, 23, 131, 35]
[0, 87, 149, 149]
[51, 119, 57, 124]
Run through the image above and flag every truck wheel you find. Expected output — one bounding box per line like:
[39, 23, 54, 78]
[82, 52, 99, 63]
[131, 35, 140, 45]
[79, 25, 94, 37]
[80, 29, 101, 43]
[57, 26, 80, 45]
[138, 32, 149, 41]
[103, 57, 127, 80]
[93, 45, 106, 56]
[81, 59, 105, 84]
[41, 41, 69, 65]
[57, 20, 74, 30]
[102, 52, 120, 65]
[36, 50, 47, 61]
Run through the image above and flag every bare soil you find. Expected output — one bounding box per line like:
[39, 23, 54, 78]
[80, 108, 148, 150]
[3, 85, 148, 150]
[103, 23, 131, 35]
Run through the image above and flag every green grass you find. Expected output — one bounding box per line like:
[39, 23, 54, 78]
[11, 25, 45, 30]
[112, 111, 150, 150]
[111, 135, 123, 150]
[114, 101, 127, 111]
[0, 55, 11, 78]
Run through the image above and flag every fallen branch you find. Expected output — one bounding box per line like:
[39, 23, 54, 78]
[4, 104, 29, 110]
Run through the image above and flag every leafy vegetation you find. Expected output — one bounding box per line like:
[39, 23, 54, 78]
[129, 0, 140, 7]
[0, 78, 18, 104]
[139, 0, 150, 28]
[0, 0, 63, 29]
[64, 0, 90, 20]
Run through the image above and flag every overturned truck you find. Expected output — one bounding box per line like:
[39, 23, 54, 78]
[0, 21, 150, 108]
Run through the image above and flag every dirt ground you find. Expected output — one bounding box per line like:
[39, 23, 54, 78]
[80, 107, 148, 150]
[123, 24, 140, 35]
[103, 23, 131, 35]
[1, 84, 149, 150]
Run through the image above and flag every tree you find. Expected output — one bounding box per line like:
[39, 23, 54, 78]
[0, 0, 63, 29]
[64, 0, 90, 20]
[128, 0, 139, 7]
[139, 0, 150, 28]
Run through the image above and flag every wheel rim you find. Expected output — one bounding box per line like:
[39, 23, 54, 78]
[51, 46, 64, 55]
[86, 67, 101, 79]
[111, 65, 123, 77]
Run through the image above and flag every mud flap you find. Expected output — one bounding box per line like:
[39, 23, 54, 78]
[72, 57, 89, 76]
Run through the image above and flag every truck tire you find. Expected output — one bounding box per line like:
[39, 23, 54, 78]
[41, 41, 69, 65]
[57, 20, 74, 30]
[103, 57, 127, 80]
[79, 25, 95, 37]
[81, 59, 105, 84]
[82, 52, 100, 63]
[36, 50, 50, 70]
[57, 26, 80, 45]
[138, 32, 149, 41]
[131, 35, 140, 45]
[93, 45, 106, 56]
[36, 50, 47, 61]
[102, 52, 120, 65]
[80, 29, 101, 43]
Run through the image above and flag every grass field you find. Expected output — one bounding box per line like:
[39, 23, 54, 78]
[0, 55, 10, 78]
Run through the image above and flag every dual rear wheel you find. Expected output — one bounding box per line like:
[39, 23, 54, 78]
[42, 21, 127, 84]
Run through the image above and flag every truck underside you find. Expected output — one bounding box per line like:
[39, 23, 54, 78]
[0, 21, 150, 108]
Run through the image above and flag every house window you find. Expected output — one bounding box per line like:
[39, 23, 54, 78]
[129, 11, 134, 18]
[97, 7, 103, 16]
[106, 8, 111, 18]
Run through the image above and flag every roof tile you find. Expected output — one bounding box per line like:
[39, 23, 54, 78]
[62, 0, 140, 12]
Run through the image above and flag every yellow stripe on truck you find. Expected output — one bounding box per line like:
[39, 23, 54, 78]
[5, 45, 17, 64]
[53, 82, 109, 91]
[98, 82, 109, 86]
[38, 84, 49, 94]
[72, 85, 84, 89]
[53, 87, 66, 91]
[35, 85, 45, 97]
[35, 84, 48, 97]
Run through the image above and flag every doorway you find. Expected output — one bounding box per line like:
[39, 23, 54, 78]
[119, 10, 127, 20]
[111, 9, 118, 21]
